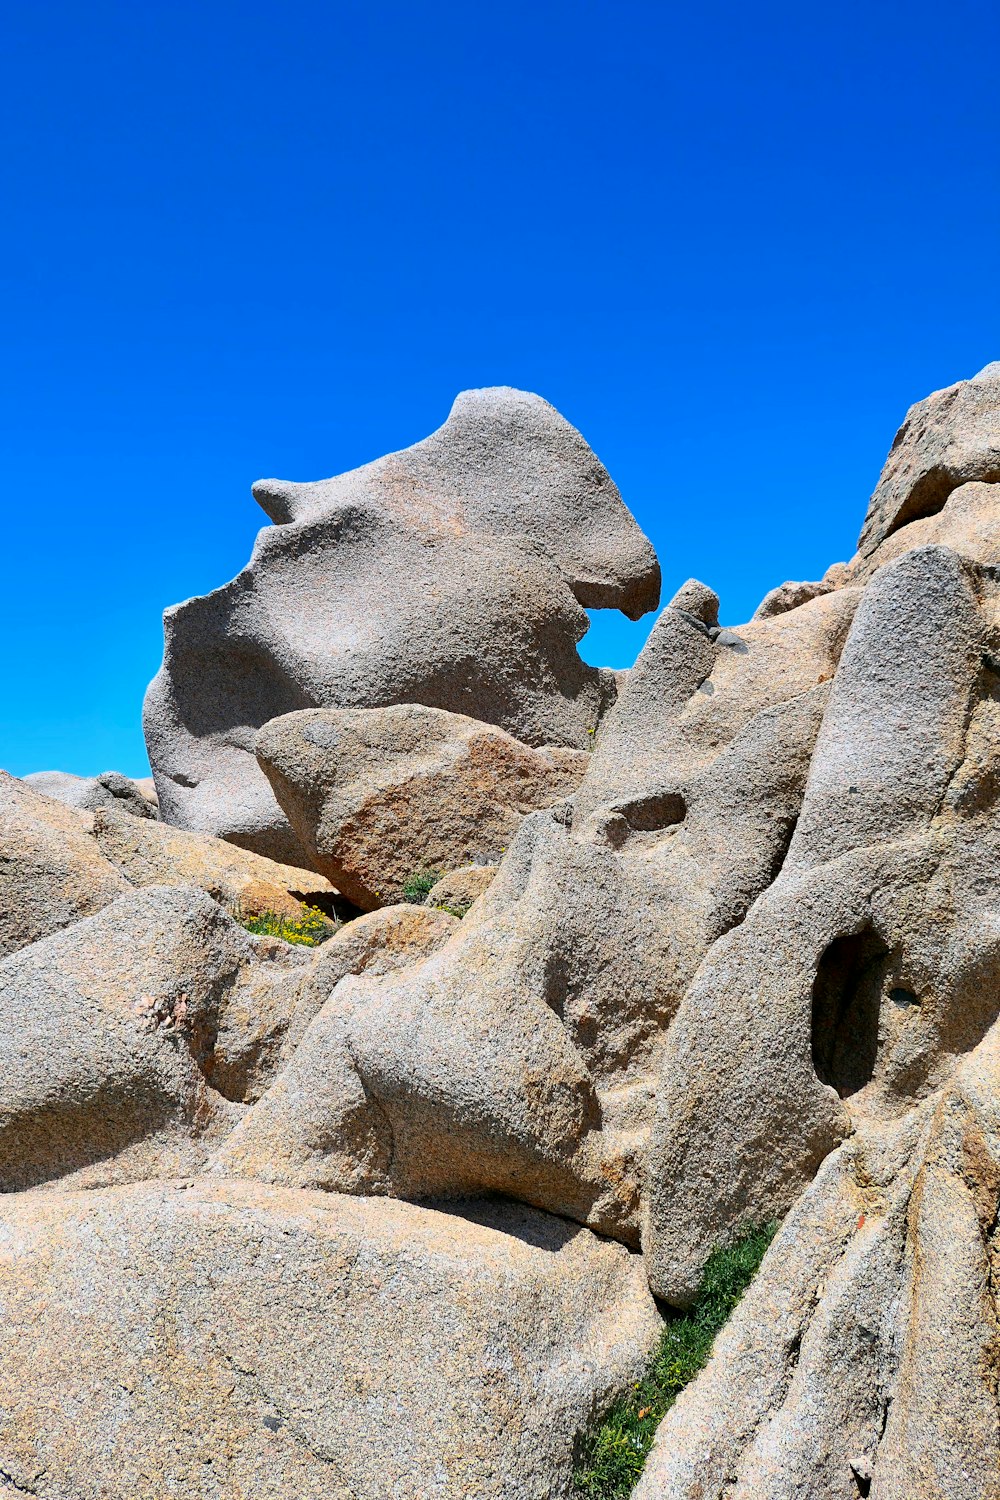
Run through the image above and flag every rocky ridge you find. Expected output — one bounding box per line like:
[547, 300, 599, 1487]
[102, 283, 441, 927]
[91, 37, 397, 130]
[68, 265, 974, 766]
[5, 369, 1000, 1497]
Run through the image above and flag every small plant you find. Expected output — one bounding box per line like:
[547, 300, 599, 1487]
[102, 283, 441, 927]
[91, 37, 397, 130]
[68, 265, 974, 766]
[401, 868, 443, 903]
[573, 1223, 776, 1498]
[236, 903, 334, 947]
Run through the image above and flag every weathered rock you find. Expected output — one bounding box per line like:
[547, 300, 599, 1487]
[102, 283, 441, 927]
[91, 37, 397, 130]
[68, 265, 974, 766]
[0, 769, 129, 958]
[752, 578, 833, 619]
[0, 885, 313, 1189]
[0, 1180, 661, 1500]
[144, 387, 659, 864]
[91, 802, 337, 920]
[858, 361, 1000, 558]
[646, 544, 995, 1305]
[215, 577, 859, 1238]
[23, 767, 159, 818]
[853, 477, 1000, 580]
[425, 863, 497, 912]
[635, 1022, 1000, 1499]
[256, 704, 586, 907]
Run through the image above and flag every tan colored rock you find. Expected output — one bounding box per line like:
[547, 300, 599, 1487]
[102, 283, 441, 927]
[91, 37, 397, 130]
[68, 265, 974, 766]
[92, 802, 336, 919]
[256, 704, 587, 908]
[853, 477, 1000, 580]
[0, 1179, 661, 1500]
[215, 578, 860, 1240]
[425, 863, 497, 912]
[752, 578, 833, 619]
[0, 884, 316, 1190]
[858, 361, 1000, 559]
[0, 769, 128, 959]
[144, 388, 659, 864]
[646, 543, 996, 1305]
[635, 1023, 1000, 1499]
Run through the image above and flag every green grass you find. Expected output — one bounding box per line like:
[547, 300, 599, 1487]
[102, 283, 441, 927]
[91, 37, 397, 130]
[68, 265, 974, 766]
[401, 868, 443, 903]
[235, 903, 334, 947]
[573, 1223, 776, 1498]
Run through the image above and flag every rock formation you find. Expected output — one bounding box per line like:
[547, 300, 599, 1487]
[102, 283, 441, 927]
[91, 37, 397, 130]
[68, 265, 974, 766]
[24, 767, 159, 818]
[143, 387, 660, 865]
[7, 365, 1000, 1496]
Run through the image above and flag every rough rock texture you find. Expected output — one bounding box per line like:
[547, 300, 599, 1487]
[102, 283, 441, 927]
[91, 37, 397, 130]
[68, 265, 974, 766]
[0, 769, 129, 958]
[0, 1181, 661, 1500]
[11, 366, 1000, 1498]
[256, 704, 586, 907]
[425, 863, 497, 911]
[858, 360, 1000, 558]
[0, 773, 337, 961]
[752, 578, 833, 619]
[23, 767, 159, 818]
[215, 576, 859, 1237]
[0, 885, 316, 1190]
[91, 802, 337, 919]
[144, 387, 659, 864]
[635, 1027, 1000, 1498]
[645, 542, 995, 1304]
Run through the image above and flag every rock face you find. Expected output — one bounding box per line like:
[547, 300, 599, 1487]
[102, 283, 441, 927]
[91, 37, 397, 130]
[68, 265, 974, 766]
[858, 360, 1000, 558]
[0, 1182, 661, 1500]
[256, 704, 587, 907]
[23, 767, 159, 818]
[12, 365, 1000, 1497]
[143, 387, 659, 864]
[0, 772, 337, 960]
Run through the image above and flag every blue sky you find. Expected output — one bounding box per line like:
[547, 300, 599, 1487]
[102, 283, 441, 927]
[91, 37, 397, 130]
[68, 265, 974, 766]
[2, 0, 998, 778]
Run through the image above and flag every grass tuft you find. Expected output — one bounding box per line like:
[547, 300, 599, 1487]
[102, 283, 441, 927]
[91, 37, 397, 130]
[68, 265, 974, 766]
[235, 903, 334, 947]
[401, 868, 443, 903]
[573, 1222, 776, 1498]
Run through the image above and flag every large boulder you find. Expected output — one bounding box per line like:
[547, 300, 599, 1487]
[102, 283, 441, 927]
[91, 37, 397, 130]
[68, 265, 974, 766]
[645, 543, 997, 1305]
[90, 802, 338, 919]
[23, 768, 158, 818]
[0, 1180, 661, 1500]
[256, 703, 588, 907]
[0, 773, 338, 961]
[635, 1022, 1000, 1499]
[214, 575, 860, 1239]
[143, 387, 659, 864]
[0, 884, 318, 1190]
[0, 769, 129, 959]
[857, 361, 1000, 559]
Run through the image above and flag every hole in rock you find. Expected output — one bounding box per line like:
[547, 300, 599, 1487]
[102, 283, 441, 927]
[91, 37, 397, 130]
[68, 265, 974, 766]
[811, 928, 890, 1098]
[617, 790, 686, 833]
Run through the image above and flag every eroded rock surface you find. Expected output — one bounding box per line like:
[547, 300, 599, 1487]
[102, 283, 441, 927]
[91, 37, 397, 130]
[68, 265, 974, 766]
[0, 1181, 661, 1500]
[9, 365, 1000, 1498]
[144, 387, 659, 864]
[24, 767, 159, 818]
[256, 703, 586, 907]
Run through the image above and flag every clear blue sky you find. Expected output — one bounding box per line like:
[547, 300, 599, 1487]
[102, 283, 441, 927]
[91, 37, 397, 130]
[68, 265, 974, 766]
[2, 1, 998, 778]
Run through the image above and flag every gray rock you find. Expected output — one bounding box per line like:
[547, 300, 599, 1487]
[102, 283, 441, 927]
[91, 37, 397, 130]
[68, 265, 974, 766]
[645, 544, 992, 1306]
[0, 884, 312, 1190]
[858, 361, 1000, 558]
[24, 768, 159, 818]
[144, 387, 659, 864]
[636, 1024, 1000, 1499]
[752, 578, 834, 619]
[214, 577, 859, 1239]
[0, 769, 129, 958]
[256, 704, 587, 907]
[0, 1180, 661, 1500]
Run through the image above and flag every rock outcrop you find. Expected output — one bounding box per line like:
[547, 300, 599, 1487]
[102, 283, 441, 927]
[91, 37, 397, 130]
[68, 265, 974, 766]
[0, 773, 337, 959]
[256, 704, 587, 907]
[24, 767, 159, 818]
[0, 1182, 661, 1500]
[10, 364, 1000, 1497]
[144, 387, 659, 865]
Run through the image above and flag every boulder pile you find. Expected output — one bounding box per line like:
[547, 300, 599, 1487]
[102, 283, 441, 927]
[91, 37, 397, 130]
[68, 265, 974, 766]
[5, 368, 1000, 1497]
